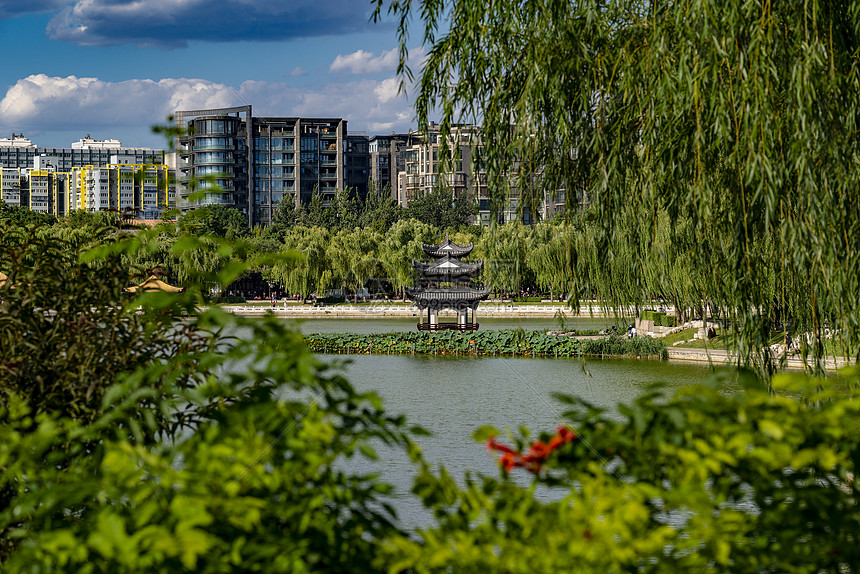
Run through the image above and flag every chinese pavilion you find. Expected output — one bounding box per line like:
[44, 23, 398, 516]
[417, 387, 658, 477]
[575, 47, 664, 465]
[406, 235, 491, 331]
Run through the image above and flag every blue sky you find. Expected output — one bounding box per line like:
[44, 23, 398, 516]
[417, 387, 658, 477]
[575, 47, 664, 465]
[0, 0, 423, 149]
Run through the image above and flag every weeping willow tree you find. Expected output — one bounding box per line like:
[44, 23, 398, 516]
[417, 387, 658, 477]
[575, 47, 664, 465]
[377, 0, 860, 373]
[525, 221, 576, 302]
[266, 226, 332, 301]
[379, 218, 438, 299]
[478, 222, 532, 296]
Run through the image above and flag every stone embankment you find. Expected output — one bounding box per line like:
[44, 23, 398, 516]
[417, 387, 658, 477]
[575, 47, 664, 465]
[666, 345, 852, 369]
[220, 303, 620, 318]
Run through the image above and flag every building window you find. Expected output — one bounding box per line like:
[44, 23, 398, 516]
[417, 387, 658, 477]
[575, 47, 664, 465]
[300, 137, 318, 151]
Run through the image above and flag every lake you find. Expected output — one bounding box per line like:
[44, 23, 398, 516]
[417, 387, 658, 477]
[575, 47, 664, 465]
[298, 318, 728, 530]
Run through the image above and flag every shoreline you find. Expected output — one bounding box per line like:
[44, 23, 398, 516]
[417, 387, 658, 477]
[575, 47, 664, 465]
[219, 302, 619, 319]
[667, 346, 852, 370]
[217, 304, 852, 370]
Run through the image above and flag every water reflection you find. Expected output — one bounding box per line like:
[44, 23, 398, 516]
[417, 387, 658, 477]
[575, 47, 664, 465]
[325, 353, 730, 530]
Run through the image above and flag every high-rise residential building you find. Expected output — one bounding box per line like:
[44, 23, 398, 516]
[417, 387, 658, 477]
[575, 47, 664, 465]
[394, 123, 569, 225]
[369, 134, 413, 198]
[0, 134, 34, 148]
[174, 105, 348, 226]
[0, 167, 24, 208]
[396, 123, 505, 224]
[345, 134, 370, 199]
[67, 162, 173, 219]
[0, 134, 163, 171]
[72, 135, 123, 150]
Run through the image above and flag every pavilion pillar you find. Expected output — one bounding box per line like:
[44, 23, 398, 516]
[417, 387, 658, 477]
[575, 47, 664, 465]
[429, 308, 438, 327]
[458, 308, 467, 327]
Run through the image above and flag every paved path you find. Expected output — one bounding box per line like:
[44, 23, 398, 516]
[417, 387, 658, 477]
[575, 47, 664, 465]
[668, 346, 852, 369]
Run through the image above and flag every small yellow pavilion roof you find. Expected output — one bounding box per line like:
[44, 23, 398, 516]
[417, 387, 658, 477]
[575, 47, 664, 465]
[125, 275, 183, 293]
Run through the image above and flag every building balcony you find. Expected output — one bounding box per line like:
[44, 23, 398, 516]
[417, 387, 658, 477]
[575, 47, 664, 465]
[193, 144, 233, 151]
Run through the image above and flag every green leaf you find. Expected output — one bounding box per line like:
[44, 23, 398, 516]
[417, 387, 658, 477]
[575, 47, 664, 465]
[472, 425, 500, 442]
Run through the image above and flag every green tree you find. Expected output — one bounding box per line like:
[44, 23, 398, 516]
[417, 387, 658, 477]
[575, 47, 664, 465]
[0, 227, 203, 432]
[405, 185, 477, 230]
[378, 0, 860, 371]
[265, 195, 303, 239]
[265, 226, 332, 300]
[525, 221, 575, 302]
[478, 222, 533, 297]
[179, 205, 248, 239]
[0, 203, 56, 227]
[326, 227, 383, 302]
[359, 181, 403, 233]
[379, 218, 438, 299]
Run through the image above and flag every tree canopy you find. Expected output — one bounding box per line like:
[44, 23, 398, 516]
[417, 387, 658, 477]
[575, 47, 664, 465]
[377, 0, 860, 372]
[405, 185, 478, 230]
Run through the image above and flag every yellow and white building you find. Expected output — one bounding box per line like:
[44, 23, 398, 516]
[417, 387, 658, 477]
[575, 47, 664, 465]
[68, 163, 173, 219]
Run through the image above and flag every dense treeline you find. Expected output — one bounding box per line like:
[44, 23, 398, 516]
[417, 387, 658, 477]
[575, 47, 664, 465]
[0, 199, 812, 335]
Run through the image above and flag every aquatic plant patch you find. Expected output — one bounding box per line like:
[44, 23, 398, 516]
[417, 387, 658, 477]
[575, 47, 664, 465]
[304, 331, 667, 359]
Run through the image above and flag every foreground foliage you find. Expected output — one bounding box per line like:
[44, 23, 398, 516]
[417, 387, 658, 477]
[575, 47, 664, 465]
[0, 228, 418, 571]
[384, 370, 860, 573]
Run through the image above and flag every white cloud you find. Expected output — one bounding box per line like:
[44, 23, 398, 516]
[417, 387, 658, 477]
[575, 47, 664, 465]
[0, 74, 417, 145]
[330, 48, 399, 75]
[239, 77, 415, 133]
[374, 78, 401, 103]
[289, 66, 307, 77]
[0, 75, 238, 129]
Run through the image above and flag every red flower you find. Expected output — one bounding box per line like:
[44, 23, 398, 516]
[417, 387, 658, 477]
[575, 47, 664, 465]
[487, 426, 579, 475]
[547, 434, 565, 450]
[486, 437, 516, 455]
[557, 426, 577, 443]
[498, 452, 519, 472]
[526, 440, 552, 461]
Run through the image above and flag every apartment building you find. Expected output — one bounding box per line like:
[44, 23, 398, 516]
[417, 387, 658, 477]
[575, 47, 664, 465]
[0, 167, 24, 207]
[174, 105, 348, 226]
[395, 123, 504, 224]
[395, 124, 575, 225]
[0, 134, 163, 171]
[345, 134, 370, 199]
[68, 162, 173, 219]
[369, 134, 413, 197]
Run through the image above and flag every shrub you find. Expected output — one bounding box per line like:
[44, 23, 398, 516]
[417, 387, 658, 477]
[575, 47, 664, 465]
[0, 224, 419, 570]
